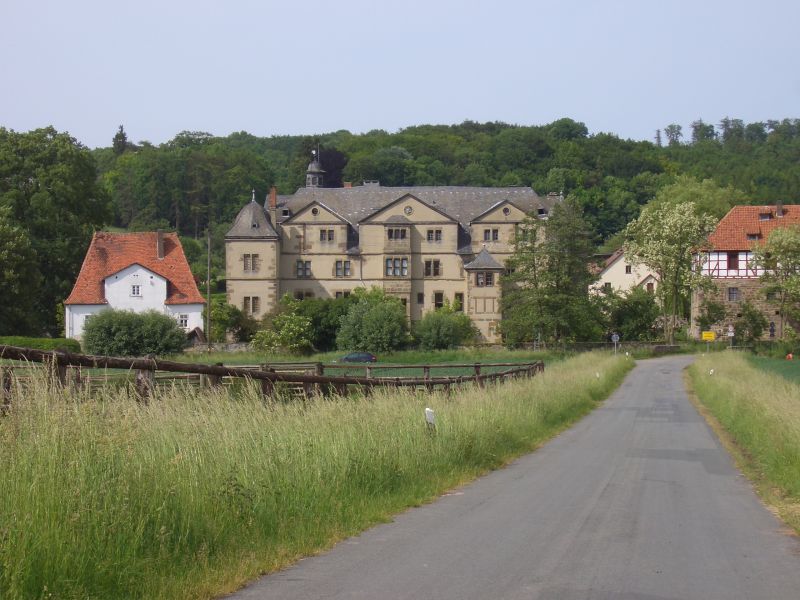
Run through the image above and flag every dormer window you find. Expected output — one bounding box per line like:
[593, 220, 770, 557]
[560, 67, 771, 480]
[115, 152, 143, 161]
[537, 208, 548, 216]
[282, 209, 290, 218]
[251, 222, 259, 229]
[759, 213, 772, 221]
[747, 233, 761, 241]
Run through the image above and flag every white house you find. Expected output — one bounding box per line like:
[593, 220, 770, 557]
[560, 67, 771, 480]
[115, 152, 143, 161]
[591, 249, 658, 296]
[64, 231, 205, 339]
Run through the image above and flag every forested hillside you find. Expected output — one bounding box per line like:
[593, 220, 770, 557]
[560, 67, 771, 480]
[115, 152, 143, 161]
[1, 118, 799, 335]
[96, 118, 800, 245]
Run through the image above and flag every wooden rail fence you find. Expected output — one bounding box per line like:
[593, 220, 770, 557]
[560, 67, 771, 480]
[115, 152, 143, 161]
[0, 345, 545, 403]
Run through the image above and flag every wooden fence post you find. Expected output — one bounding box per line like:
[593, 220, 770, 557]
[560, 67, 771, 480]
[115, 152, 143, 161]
[474, 363, 484, 388]
[1, 366, 12, 413]
[134, 368, 155, 403]
[260, 365, 275, 400]
[424, 366, 433, 392]
[205, 362, 224, 388]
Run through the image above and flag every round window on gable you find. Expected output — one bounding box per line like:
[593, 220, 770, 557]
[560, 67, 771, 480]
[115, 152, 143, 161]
[502, 207, 510, 216]
[404, 206, 413, 215]
[311, 207, 319, 216]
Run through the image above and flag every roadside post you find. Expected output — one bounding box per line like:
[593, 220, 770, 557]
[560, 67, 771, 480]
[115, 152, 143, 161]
[701, 330, 716, 353]
[611, 333, 620, 355]
[727, 324, 734, 348]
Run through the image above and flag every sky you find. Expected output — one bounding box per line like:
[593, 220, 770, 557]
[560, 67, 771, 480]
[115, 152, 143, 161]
[1, 0, 798, 149]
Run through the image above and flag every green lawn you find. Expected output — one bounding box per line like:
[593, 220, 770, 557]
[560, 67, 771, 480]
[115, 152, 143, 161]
[747, 355, 800, 384]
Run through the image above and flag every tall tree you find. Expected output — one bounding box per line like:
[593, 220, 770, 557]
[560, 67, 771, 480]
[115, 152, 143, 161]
[625, 201, 717, 343]
[501, 197, 603, 344]
[752, 225, 800, 336]
[664, 124, 683, 146]
[0, 207, 40, 334]
[0, 127, 109, 334]
[690, 120, 716, 143]
[112, 125, 128, 155]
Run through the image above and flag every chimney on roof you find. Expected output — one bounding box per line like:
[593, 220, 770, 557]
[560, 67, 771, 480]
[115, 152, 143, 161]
[343, 181, 352, 188]
[267, 186, 278, 228]
[156, 229, 165, 259]
[268, 186, 277, 209]
[777, 201, 784, 218]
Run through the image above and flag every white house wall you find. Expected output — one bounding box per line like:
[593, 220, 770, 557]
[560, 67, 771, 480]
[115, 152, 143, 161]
[165, 304, 205, 331]
[592, 257, 658, 294]
[65, 304, 105, 339]
[105, 264, 168, 311]
[66, 265, 203, 340]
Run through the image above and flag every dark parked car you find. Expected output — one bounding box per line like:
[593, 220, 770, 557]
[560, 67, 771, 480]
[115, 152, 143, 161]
[340, 352, 378, 363]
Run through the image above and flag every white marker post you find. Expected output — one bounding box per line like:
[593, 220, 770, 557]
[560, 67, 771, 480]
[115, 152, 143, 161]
[425, 407, 436, 434]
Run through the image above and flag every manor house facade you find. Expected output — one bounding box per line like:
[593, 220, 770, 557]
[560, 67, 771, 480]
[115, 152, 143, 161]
[225, 161, 559, 343]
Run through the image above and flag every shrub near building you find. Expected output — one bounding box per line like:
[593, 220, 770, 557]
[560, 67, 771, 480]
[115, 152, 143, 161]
[83, 309, 187, 356]
[414, 303, 477, 350]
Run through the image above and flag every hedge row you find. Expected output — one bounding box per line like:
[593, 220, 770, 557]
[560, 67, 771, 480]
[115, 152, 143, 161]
[0, 337, 81, 353]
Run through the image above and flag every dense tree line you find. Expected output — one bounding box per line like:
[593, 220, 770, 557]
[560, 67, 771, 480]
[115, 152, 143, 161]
[96, 118, 800, 247]
[2, 117, 799, 336]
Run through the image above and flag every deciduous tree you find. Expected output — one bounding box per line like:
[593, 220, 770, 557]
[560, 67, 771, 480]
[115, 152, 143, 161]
[625, 201, 717, 343]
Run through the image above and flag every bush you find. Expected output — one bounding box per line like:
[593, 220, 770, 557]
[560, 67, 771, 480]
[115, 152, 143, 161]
[204, 299, 258, 343]
[251, 306, 314, 355]
[336, 288, 409, 353]
[734, 301, 768, 344]
[414, 304, 477, 350]
[292, 295, 358, 351]
[82, 310, 187, 356]
[609, 287, 660, 341]
[0, 336, 81, 353]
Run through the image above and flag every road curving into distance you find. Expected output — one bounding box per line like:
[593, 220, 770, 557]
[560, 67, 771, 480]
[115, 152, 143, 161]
[227, 355, 800, 600]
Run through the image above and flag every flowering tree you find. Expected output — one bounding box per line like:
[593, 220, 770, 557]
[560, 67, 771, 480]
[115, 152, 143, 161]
[625, 201, 717, 343]
[753, 225, 800, 337]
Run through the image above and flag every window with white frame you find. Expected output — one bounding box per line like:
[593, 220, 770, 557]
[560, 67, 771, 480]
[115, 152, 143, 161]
[385, 257, 408, 277]
[243, 253, 260, 272]
[178, 314, 188, 328]
[130, 284, 141, 296]
[335, 260, 351, 277]
[296, 260, 311, 278]
[475, 272, 495, 287]
[424, 259, 441, 277]
[426, 229, 442, 242]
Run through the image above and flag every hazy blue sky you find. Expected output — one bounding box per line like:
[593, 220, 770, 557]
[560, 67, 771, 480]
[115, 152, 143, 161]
[2, 0, 798, 148]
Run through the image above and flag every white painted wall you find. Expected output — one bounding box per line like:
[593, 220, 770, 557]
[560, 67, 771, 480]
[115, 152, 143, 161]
[66, 265, 204, 339]
[165, 304, 205, 331]
[105, 264, 167, 311]
[591, 255, 658, 295]
[65, 304, 105, 339]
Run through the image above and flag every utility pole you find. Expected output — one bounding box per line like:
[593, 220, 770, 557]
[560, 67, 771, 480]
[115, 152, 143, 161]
[206, 227, 212, 352]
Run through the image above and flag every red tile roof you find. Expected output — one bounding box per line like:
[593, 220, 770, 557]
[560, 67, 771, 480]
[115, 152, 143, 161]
[708, 205, 800, 251]
[65, 232, 205, 305]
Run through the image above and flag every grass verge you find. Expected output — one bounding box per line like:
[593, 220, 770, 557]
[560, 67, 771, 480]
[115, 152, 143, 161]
[687, 353, 800, 534]
[0, 352, 631, 600]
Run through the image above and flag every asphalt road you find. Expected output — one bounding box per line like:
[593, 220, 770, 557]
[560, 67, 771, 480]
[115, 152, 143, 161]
[228, 356, 800, 600]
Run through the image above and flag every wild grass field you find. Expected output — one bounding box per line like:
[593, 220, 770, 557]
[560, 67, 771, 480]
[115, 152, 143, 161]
[0, 352, 630, 600]
[688, 353, 800, 533]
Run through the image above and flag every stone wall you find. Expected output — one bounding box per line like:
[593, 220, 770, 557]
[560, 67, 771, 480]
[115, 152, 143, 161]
[691, 278, 784, 339]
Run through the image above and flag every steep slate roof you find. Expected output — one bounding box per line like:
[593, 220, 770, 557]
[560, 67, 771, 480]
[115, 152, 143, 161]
[591, 248, 624, 275]
[65, 232, 205, 305]
[226, 201, 279, 238]
[709, 205, 800, 251]
[463, 247, 504, 270]
[275, 186, 553, 227]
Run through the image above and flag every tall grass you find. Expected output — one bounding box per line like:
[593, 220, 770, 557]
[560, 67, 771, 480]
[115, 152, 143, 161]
[0, 352, 631, 600]
[688, 353, 800, 531]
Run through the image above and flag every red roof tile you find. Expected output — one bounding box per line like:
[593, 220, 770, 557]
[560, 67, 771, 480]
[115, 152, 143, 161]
[65, 232, 205, 305]
[708, 205, 800, 251]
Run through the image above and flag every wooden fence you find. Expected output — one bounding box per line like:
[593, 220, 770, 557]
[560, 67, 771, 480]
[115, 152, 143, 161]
[0, 345, 544, 403]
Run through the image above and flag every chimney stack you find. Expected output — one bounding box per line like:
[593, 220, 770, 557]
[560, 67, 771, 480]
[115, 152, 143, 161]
[156, 229, 164, 259]
[776, 201, 784, 218]
[269, 186, 277, 209]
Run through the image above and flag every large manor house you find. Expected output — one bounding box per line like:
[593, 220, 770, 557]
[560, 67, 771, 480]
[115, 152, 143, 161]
[225, 158, 560, 342]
